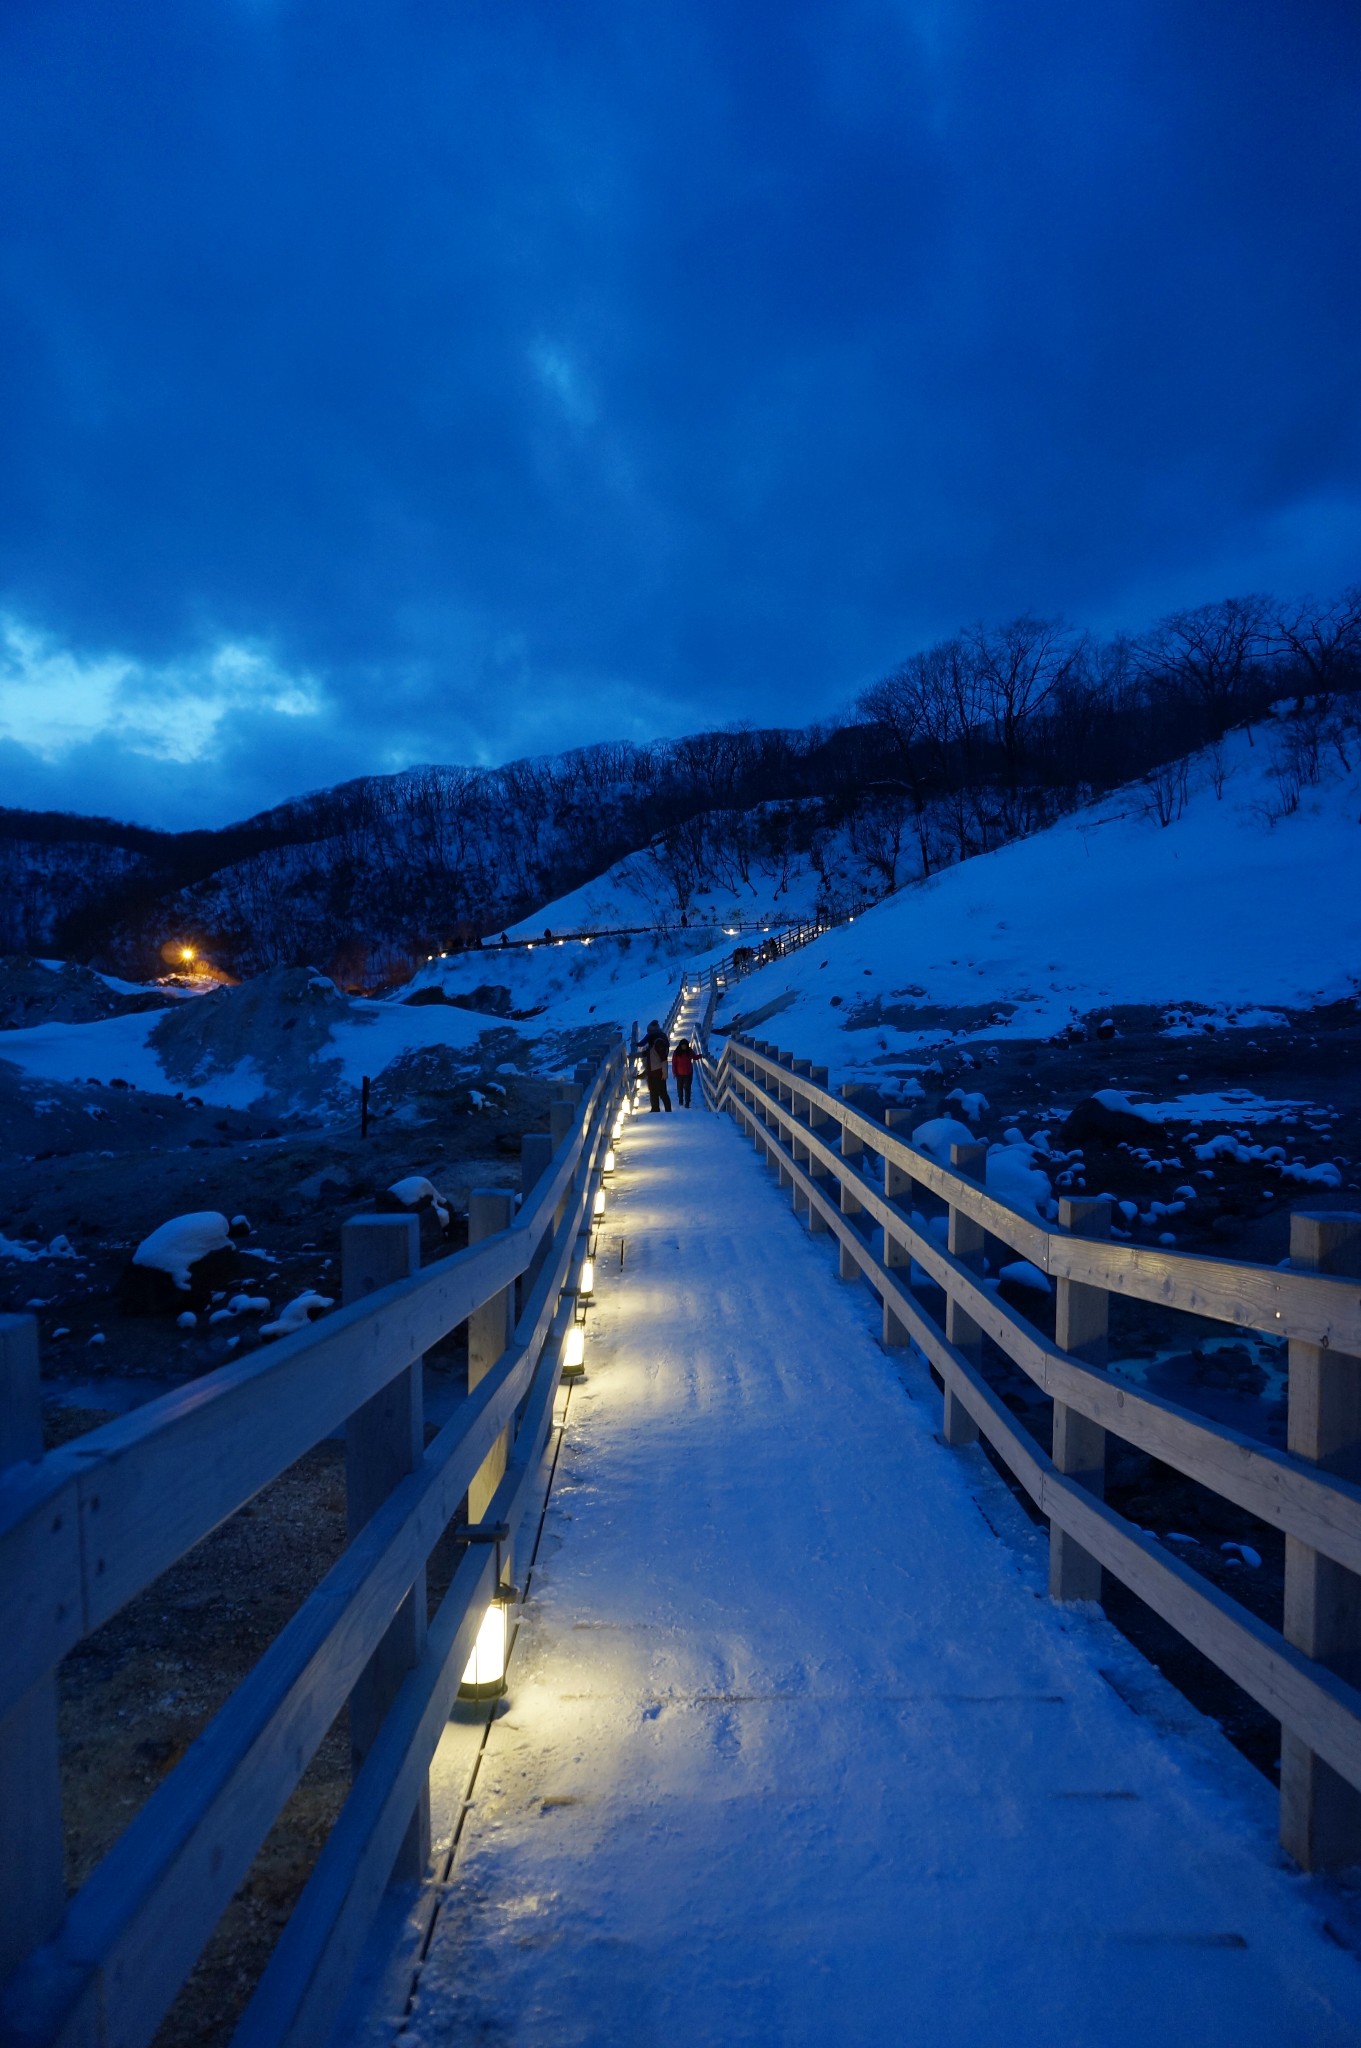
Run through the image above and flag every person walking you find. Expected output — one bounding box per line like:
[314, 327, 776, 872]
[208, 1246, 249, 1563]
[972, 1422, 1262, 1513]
[672, 1035, 695, 1108]
[641, 1019, 672, 1112]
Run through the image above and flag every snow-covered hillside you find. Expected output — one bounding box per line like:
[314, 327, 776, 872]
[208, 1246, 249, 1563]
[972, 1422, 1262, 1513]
[4, 727, 1356, 1120]
[710, 730, 1361, 1080]
[496, 797, 886, 938]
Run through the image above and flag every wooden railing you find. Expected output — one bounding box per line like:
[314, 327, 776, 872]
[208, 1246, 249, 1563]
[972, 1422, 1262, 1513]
[687, 917, 828, 999]
[0, 1043, 627, 2048]
[707, 1030, 1361, 1874]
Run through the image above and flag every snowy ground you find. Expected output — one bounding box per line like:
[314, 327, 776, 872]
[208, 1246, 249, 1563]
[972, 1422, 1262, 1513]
[395, 1109, 1361, 2048]
[0, 888, 762, 1111]
[0, 934, 725, 1114]
[711, 732, 1361, 1082]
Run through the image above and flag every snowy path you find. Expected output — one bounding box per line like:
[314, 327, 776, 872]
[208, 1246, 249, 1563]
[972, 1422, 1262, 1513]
[403, 1107, 1361, 2047]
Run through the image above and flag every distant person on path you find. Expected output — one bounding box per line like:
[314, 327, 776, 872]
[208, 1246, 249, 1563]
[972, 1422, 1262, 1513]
[642, 1019, 672, 1112]
[672, 1036, 695, 1108]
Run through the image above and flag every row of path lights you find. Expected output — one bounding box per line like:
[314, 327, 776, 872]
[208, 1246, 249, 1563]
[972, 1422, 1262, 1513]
[458, 1075, 631, 1701]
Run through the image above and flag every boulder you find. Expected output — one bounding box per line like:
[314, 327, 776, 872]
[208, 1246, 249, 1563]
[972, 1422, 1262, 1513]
[1061, 1095, 1159, 1148]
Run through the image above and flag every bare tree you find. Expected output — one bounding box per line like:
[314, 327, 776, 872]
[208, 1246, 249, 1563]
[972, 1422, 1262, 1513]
[1135, 594, 1273, 724]
[971, 614, 1081, 787]
[849, 795, 913, 892]
[1273, 586, 1361, 699]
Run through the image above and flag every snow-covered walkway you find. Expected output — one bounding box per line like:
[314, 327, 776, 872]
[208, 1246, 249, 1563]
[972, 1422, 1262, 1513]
[403, 1106, 1361, 2047]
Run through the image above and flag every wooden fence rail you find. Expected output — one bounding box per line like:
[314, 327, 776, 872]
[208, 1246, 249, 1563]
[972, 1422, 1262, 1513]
[703, 1029, 1361, 1875]
[684, 917, 827, 1002]
[0, 1042, 628, 2048]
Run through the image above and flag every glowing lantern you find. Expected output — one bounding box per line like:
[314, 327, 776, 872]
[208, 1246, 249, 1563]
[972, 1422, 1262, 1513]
[604, 1148, 616, 1174]
[593, 1188, 606, 1217]
[459, 1596, 508, 1700]
[562, 1324, 585, 1378]
[579, 1256, 595, 1297]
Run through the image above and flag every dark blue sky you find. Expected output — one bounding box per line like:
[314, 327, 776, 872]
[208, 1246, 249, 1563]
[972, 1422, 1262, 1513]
[2, 1, 1359, 828]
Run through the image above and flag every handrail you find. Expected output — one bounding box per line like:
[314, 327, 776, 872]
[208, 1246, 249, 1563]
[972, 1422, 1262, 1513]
[707, 1027, 1361, 1875]
[724, 1037, 1361, 1353]
[0, 1060, 615, 1725]
[0, 1042, 627, 2048]
[690, 916, 827, 1000]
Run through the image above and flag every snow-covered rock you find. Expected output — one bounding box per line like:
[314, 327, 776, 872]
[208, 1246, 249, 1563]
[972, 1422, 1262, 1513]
[997, 1259, 1052, 1295]
[261, 1291, 335, 1339]
[124, 1210, 239, 1313]
[911, 1116, 976, 1164]
[132, 1212, 232, 1289]
[986, 1142, 1056, 1219]
[387, 1175, 452, 1228]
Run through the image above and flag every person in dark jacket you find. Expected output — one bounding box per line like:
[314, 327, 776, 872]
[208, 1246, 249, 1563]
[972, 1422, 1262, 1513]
[641, 1019, 672, 1112]
[671, 1036, 695, 1108]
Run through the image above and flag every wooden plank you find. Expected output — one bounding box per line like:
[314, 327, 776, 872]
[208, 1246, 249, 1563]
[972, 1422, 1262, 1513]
[1050, 1234, 1361, 1356]
[1282, 1211, 1361, 1871]
[837, 1085, 868, 1280]
[467, 1189, 515, 1534]
[342, 1216, 429, 1884]
[1050, 1197, 1111, 1604]
[0, 1453, 85, 1727]
[0, 1317, 66, 1991]
[879, 1107, 913, 1348]
[943, 1142, 987, 1448]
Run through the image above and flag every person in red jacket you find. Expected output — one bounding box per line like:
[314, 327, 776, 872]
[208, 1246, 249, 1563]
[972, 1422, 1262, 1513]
[672, 1036, 695, 1108]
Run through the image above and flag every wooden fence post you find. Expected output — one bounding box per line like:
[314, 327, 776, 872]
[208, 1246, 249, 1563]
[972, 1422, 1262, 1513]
[1281, 1208, 1361, 1871]
[0, 1315, 66, 1988]
[1049, 1195, 1112, 1603]
[790, 1059, 813, 1217]
[775, 1053, 794, 1190]
[757, 1046, 778, 1143]
[341, 1215, 429, 1883]
[807, 1066, 831, 1235]
[880, 1108, 915, 1347]
[549, 1098, 578, 1229]
[467, 1189, 516, 1544]
[519, 1132, 555, 1303]
[837, 1084, 868, 1279]
[943, 1142, 988, 1446]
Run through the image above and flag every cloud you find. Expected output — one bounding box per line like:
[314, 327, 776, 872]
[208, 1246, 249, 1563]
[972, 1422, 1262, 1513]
[0, 615, 324, 765]
[1, 0, 1359, 827]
